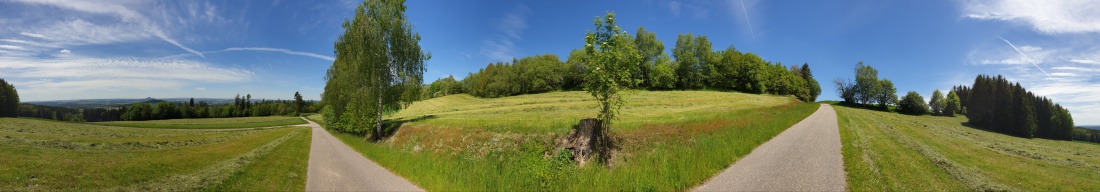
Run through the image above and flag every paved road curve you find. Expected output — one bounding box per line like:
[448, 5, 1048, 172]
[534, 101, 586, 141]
[303, 117, 424, 192]
[693, 104, 846, 191]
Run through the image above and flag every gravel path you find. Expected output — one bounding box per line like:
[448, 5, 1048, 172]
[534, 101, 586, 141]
[693, 104, 846, 191]
[302, 117, 424, 191]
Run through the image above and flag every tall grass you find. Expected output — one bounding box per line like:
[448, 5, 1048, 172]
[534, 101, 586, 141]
[836, 106, 1100, 191]
[326, 92, 818, 191]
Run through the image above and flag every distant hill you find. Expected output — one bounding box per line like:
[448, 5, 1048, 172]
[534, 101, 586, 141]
[1080, 125, 1100, 130]
[25, 97, 235, 109]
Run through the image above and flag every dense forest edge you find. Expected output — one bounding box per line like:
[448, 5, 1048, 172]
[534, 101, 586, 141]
[424, 27, 822, 103]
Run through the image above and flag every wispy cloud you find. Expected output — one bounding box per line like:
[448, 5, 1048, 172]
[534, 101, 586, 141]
[161, 47, 336, 61]
[3, 0, 236, 58]
[19, 32, 47, 39]
[481, 4, 529, 62]
[0, 55, 253, 101]
[997, 36, 1054, 80]
[0, 57, 252, 82]
[667, 1, 682, 17]
[963, 0, 1100, 34]
[1070, 59, 1100, 65]
[737, 0, 755, 38]
[0, 45, 26, 50]
[220, 47, 334, 61]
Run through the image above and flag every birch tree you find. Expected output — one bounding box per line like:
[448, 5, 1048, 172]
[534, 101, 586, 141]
[324, 0, 429, 140]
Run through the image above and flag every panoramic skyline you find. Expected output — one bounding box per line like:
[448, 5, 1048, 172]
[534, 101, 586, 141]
[0, 0, 1097, 124]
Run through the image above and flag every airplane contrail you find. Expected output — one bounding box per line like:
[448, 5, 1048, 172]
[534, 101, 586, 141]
[739, 0, 755, 39]
[997, 35, 1054, 81]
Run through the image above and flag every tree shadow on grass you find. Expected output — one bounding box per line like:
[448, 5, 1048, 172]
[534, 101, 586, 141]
[371, 115, 436, 142]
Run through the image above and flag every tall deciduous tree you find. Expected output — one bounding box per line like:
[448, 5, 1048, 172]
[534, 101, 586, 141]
[854, 61, 880, 105]
[898, 91, 928, 115]
[875, 79, 897, 109]
[324, 0, 429, 140]
[583, 12, 641, 131]
[929, 89, 945, 115]
[944, 90, 961, 117]
[634, 26, 664, 88]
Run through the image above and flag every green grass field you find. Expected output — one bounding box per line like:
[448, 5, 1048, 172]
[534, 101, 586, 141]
[836, 105, 1100, 191]
[323, 90, 819, 191]
[0, 117, 310, 191]
[93, 116, 306, 129]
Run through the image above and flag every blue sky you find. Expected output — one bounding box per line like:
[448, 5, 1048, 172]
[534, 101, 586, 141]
[1, 0, 1098, 124]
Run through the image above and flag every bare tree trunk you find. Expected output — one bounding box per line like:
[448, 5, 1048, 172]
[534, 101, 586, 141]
[374, 84, 383, 141]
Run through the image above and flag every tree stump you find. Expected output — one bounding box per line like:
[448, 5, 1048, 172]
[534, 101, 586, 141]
[555, 118, 603, 166]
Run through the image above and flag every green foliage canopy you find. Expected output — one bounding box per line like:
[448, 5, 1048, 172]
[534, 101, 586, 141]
[898, 91, 928, 115]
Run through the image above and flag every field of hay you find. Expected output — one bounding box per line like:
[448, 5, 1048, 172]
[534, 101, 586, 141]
[93, 116, 306, 129]
[836, 105, 1100, 191]
[0, 117, 310, 191]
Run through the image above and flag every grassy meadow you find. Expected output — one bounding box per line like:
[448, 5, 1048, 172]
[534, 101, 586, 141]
[93, 116, 306, 129]
[0, 117, 310, 191]
[388, 91, 793, 133]
[320, 90, 820, 191]
[835, 105, 1100, 191]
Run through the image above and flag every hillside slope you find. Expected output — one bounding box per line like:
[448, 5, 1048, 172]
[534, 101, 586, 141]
[386, 91, 792, 133]
[836, 105, 1100, 191]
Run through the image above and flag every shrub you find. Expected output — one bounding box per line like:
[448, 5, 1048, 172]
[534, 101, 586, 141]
[898, 91, 929, 115]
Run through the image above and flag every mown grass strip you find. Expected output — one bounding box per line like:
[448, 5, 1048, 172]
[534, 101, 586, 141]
[837, 106, 1100, 191]
[201, 127, 311, 191]
[0, 121, 295, 190]
[94, 117, 306, 129]
[114, 127, 304, 191]
[328, 101, 819, 191]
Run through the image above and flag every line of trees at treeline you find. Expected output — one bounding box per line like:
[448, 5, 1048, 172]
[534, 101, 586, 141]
[15, 92, 320, 122]
[1073, 128, 1100, 143]
[835, 63, 1076, 141]
[426, 27, 822, 102]
[953, 75, 1074, 140]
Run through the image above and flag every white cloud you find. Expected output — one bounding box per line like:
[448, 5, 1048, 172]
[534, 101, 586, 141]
[58, 49, 70, 54]
[481, 5, 529, 62]
[1018, 45, 1042, 52]
[1052, 66, 1100, 72]
[6, 0, 209, 57]
[195, 87, 206, 91]
[0, 45, 26, 50]
[481, 39, 516, 63]
[19, 32, 48, 39]
[963, 0, 1100, 34]
[1049, 72, 1079, 77]
[0, 56, 252, 82]
[1070, 59, 1100, 65]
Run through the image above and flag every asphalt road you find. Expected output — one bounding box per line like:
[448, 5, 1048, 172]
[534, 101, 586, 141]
[693, 104, 846, 191]
[302, 117, 424, 192]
